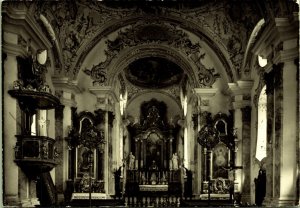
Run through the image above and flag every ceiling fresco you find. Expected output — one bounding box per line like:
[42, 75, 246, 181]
[15, 0, 297, 89]
[31, 0, 266, 82]
[125, 57, 184, 89]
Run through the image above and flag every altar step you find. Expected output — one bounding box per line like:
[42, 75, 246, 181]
[69, 198, 124, 207]
[125, 196, 181, 207]
[180, 199, 233, 207]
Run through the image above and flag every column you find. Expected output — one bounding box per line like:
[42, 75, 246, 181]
[169, 138, 173, 169]
[278, 59, 298, 205]
[241, 106, 252, 203]
[52, 77, 80, 203]
[186, 101, 195, 181]
[251, 15, 298, 206]
[264, 70, 275, 205]
[193, 88, 217, 195]
[108, 110, 115, 194]
[140, 140, 144, 168]
[90, 86, 117, 196]
[135, 138, 139, 169]
[3, 32, 22, 206]
[229, 81, 253, 203]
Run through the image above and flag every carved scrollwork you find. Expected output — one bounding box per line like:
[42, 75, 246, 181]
[197, 124, 219, 149]
[84, 64, 107, 86]
[198, 66, 220, 87]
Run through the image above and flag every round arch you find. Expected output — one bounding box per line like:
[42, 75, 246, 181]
[73, 14, 237, 83]
[106, 44, 198, 88]
[242, 18, 265, 76]
[126, 90, 182, 120]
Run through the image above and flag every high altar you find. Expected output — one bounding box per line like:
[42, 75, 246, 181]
[125, 99, 183, 206]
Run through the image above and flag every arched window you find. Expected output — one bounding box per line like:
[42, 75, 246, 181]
[256, 85, 267, 161]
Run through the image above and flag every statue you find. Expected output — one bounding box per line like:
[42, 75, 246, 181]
[150, 160, 158, 184]
[150, 160, 158, 170]
[172, 153, 179, 170]
[114, 166, 122, 198]
[254, 168, 266, 206]
[79, 148, 91, 172]
[128, 152, 135, 170]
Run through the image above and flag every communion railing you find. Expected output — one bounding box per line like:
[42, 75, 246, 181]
[126, 169, 181, 185]
[125, 169, 182, 207]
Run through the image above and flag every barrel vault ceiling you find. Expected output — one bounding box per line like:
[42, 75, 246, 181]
[4, 1, 297, 105]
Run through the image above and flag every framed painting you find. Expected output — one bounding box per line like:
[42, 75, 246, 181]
[76, 146, 97, 178]
[212, 142, 229, 179]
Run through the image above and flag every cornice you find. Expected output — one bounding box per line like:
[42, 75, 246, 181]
[273, 47, 299, 65]
[52, 77, 82, 94]
[251, 17, 299, 59]
[193, 88, 218, 98]
[2, 42, 28, 57]
[3, 6, 52, 51]
[89, 86, 119, 103]
[60, 98, 77, 108]
[227, 80, 253, 96]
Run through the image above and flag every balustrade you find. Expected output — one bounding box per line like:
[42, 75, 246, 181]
[126, 169, 181, 185]
[125, 195, 181, 207]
